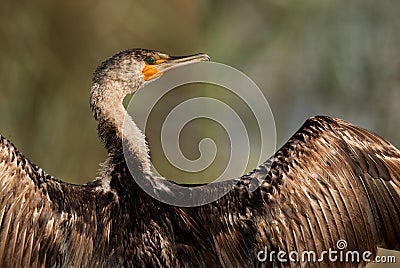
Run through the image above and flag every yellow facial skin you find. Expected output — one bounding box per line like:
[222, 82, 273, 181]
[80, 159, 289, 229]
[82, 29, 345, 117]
[141, 57, 166, 81]
[141, 52, 210, 81]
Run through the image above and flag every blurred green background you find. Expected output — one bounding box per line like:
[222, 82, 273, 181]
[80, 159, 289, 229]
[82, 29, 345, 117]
[0, 1, 399, 266]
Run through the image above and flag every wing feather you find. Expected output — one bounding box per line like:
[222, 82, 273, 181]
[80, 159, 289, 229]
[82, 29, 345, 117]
[172, 116, 400, 267]
[0, 135, 101, 267]
[7, 115, 396, 267]
[247, 116, 400, 265]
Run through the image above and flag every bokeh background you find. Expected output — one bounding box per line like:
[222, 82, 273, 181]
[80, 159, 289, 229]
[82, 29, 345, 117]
[0, 1, 399, 266]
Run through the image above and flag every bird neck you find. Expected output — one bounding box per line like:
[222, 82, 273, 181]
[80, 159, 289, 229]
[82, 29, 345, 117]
[90, 81, 151, 176]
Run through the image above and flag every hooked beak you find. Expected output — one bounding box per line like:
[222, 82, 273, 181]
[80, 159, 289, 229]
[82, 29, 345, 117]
[142, 53, 210, 81]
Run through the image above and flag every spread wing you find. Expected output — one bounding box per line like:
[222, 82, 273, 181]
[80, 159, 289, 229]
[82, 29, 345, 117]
[246, 116, 400, 265]
[174, 116, 400, 267]
[0, 135, 100, 267]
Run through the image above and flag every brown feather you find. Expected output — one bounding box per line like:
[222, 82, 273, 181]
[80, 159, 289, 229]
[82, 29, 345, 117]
[1, 47, 400, 267]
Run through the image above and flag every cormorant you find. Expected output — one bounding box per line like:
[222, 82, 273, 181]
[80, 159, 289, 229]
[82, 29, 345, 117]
[0, 48, 399, 267]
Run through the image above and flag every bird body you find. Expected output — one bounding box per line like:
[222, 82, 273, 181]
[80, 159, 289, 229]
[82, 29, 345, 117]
[0, 48, 399, 267]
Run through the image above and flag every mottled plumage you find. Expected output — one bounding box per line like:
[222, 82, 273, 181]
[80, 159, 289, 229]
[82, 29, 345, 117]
[0, 48, 399, 267]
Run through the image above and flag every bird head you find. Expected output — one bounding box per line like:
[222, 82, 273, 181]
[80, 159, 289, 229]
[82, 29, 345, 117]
[90, 48, 210, 168]
[140, 49, 210, 82]
[93, 48, 210, 96]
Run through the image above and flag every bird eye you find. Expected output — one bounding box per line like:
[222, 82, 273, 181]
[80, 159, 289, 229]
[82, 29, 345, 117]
[145, 57, 156, 65]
